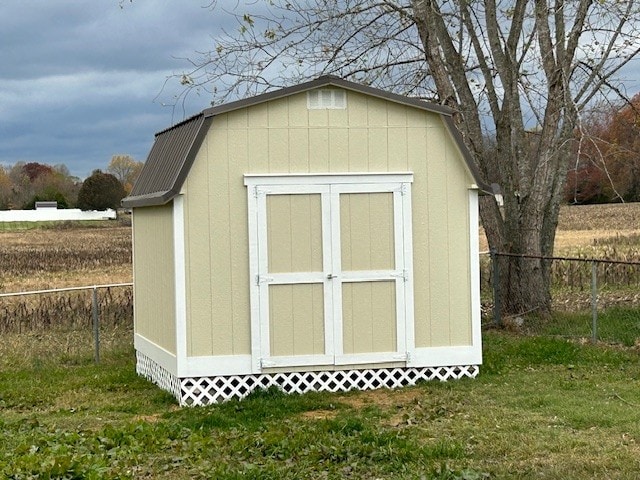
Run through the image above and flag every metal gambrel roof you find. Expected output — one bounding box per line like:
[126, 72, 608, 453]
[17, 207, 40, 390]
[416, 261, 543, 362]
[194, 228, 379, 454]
[122, 114, 211, 208]
[122, 75, 491, 208]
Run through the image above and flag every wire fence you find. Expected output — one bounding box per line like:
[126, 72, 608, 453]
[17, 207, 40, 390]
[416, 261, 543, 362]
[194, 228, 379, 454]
[4, 252, 640, 365]
[0, 283, 133, 364]
[481, 251, 640, 346]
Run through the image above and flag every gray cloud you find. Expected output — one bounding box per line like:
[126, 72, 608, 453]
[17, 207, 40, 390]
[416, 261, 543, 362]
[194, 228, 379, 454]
[4, 1, 639, 180]
[0, 1, 225, 178]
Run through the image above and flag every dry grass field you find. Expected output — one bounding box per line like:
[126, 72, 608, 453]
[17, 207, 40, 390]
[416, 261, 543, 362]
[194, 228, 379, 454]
[479, 203, 640, 338]
[0, 223, 132, 293]
[556, 203, 640, 255]
[2, 203, 637, 293]
[480, 202, 640, 254]
[1, 205, 639, 336]
[0, 204, 637, 315]
[0, 221, 133, 344]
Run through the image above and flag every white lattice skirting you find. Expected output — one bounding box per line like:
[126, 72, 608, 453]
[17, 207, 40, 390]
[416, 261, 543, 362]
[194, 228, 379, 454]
[136, 352, 182, 400]
[136, 352, 479, 406]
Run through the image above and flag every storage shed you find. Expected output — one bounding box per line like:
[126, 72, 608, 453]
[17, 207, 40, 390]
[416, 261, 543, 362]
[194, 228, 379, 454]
[122, 76, 491, 406]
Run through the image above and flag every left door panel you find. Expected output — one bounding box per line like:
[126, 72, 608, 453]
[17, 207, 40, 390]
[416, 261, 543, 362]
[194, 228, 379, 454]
[256, 188, 334, 368]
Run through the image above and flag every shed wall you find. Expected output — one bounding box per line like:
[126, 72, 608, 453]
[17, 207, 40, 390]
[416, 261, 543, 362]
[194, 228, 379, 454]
[132, 204, 177, 354]
[182, 89, 474, 357]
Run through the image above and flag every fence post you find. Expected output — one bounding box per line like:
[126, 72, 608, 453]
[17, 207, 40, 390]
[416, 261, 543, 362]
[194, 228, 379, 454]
[591, 262, 598, 343]
[92, 286, 100, 363]
[491, 249, 502, 327]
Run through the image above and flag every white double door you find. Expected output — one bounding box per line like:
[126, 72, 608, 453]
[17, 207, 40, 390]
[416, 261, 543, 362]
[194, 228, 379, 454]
[246, 174, 414, 371]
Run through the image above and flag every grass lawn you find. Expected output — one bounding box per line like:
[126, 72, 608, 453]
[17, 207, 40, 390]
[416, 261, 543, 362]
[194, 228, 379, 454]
[1, 331, 640, 479]
[2, 212, 640, 478]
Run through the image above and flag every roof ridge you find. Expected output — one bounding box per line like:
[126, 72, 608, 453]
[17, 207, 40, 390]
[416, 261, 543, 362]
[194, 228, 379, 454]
[154, 112, 205, 137]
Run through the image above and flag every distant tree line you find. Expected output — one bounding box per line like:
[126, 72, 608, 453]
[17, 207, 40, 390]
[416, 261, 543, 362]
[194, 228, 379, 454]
[565, 94, 640, 205]
[0, 155, 143, 211]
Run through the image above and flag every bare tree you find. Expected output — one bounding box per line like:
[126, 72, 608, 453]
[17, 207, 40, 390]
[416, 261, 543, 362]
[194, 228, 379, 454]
[107, 155, 144, 193]
[170, 0, 640, 316]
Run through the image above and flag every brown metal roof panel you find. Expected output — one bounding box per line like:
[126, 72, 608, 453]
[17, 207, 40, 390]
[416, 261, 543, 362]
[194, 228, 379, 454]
[132, 117, 200, 194]
[122, 114, 211, 208]
[118, 190, 176, 208]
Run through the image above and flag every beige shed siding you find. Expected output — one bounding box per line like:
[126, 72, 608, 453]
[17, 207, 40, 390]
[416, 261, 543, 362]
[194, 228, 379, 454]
[416, 127, 473, 347]
[267, 194, 323, 273]
[341, 191, 397, 355]
[340, 192, 395, 271]
[183, 125, 252, 357]
[132, 204, 176, 353]
[269, 283, 325, 356]
[342, 281, 396, 354]
[265, 193, 326, 357]
[182, 88, 474, 357]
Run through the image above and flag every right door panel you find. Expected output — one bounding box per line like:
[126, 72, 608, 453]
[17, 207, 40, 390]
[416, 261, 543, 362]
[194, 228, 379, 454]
[339, 191, 397, 356]
[331, 184, 413, 366]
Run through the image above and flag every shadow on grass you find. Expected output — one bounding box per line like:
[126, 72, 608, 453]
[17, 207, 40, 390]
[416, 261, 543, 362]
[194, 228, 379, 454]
[526, 307, 640, 346]
[482, 328, 637, 376]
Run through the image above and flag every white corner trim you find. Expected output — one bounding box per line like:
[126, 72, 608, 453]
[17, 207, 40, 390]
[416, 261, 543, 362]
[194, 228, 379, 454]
[246, 184, 262, 374]
[401, 182, 415, 363]
[173, 195, 188, 372]
[411, 345, 482, 367]
[468, 189, 483, 364]
[134, 334, 178, 376]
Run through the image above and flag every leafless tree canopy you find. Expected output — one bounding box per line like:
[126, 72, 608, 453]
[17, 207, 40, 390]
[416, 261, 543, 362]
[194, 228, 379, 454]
[178, 1, 640, 108]
[172, 0, 640, 316]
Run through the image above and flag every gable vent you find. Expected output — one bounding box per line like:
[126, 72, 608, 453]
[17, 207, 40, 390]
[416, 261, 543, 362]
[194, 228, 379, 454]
[307, 89, 347, 109]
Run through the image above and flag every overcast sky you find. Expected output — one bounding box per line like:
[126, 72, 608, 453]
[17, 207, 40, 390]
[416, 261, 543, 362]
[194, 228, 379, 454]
[0, 1, 222, 178]
[3, 2, 640, 180]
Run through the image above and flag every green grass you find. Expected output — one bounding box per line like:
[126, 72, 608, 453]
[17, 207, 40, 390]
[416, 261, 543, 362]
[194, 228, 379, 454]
[518, 306, 640, 347]
[0, 219, 126, 231]
[2, 331, 640, 478]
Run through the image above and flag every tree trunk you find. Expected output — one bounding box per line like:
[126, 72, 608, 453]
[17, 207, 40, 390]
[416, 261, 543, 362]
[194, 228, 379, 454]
[481, 201, 554, 318]
[480, 138, 569, 319]
[400, 0, 622, 318]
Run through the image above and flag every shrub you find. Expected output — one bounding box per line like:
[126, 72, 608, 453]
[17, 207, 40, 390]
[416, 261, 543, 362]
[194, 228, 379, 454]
[77, 170, 125, 211]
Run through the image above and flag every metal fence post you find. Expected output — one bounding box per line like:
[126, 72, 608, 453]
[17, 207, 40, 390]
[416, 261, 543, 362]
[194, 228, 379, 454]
[591, 262, 598, 343]
[491, 249, 502, 327]
[92, 286, 100, 363]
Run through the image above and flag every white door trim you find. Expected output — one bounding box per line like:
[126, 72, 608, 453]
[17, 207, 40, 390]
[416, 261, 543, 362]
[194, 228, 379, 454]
[245, 173, 414, 371]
